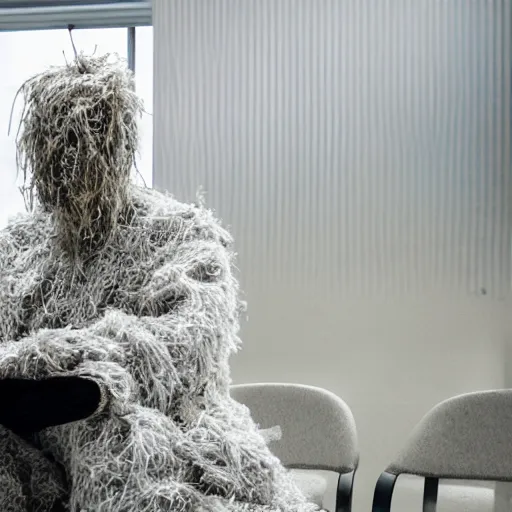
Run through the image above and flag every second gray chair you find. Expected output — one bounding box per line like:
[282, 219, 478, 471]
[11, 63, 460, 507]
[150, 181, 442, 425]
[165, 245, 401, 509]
[372, 389, 512, 511]
[230, 382, 359, 512]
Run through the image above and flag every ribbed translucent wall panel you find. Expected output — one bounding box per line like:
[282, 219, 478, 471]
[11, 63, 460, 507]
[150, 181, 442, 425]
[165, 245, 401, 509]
[153, 0, 511, 300]
[153, 4, 511, 510]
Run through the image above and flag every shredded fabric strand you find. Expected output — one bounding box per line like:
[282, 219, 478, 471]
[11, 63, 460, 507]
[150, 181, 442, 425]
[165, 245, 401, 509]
[15, 52, 142, 260]
[0, 54, 325, 511]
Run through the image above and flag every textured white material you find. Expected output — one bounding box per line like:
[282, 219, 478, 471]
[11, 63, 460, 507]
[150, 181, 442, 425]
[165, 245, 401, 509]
[0, 52, 324, 511]
[0, 185, 323, 512]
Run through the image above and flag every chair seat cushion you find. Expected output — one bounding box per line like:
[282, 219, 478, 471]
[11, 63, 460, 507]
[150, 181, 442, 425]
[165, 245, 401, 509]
[290, 469, 328, 508]
[392, 475, 495, 511]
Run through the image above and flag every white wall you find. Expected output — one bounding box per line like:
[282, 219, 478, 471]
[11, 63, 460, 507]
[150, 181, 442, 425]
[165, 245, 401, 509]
[152, 1, 511, 511]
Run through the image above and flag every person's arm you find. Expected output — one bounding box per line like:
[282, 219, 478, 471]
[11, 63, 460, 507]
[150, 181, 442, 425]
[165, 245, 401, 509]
[0, 209, 242, 414]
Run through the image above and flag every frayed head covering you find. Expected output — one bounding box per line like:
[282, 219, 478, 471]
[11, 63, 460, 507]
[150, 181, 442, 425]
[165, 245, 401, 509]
[15, 53, 143, 257]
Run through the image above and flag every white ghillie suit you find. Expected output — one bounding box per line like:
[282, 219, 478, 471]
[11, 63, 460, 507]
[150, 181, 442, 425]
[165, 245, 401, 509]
[0, 55, 324, 512]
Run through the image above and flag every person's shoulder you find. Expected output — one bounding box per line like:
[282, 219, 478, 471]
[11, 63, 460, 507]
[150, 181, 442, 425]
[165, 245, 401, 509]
[132, 186, 233, 248]
[0, 210, 51, 271]
[0, 210, 51, 249]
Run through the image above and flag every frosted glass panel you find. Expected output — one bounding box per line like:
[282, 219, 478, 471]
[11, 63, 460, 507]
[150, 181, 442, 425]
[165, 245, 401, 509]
[153, 0, 511, 298]
[152, 4, 511, 510]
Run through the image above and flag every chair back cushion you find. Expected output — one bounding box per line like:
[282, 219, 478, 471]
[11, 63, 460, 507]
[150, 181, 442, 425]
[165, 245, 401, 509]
[230, 382, 358, 473]
[387, 390, 512, 481]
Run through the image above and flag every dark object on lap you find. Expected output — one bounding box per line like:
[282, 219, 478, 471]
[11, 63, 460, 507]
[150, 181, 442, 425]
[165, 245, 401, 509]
[0, 376, 101, 435]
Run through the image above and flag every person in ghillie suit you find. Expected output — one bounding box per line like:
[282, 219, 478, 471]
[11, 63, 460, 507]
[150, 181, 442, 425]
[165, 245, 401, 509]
[0, 54, 324, 511]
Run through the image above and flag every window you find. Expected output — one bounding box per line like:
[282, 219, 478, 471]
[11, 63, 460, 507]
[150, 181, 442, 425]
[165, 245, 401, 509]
[0, 25, 153, 229]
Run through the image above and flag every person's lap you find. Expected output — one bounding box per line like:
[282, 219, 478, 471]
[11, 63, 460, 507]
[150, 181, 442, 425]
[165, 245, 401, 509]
[0, 423, 66, 512]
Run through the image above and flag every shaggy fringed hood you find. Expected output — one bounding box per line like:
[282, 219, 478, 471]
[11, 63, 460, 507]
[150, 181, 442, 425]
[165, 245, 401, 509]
[0, 54, 325, 511]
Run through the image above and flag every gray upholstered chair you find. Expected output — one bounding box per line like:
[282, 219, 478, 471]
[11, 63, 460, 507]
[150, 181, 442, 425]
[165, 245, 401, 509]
[230, 383, 359, 512]
[372, 390, 512, 511]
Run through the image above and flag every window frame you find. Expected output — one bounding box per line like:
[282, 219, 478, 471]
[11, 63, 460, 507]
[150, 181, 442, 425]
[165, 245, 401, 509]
[0, 2, 150, 70]
[0, 1, 152, 31]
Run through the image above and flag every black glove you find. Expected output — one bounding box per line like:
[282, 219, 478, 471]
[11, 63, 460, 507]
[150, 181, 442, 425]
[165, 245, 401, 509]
[0, 376, 103, 435]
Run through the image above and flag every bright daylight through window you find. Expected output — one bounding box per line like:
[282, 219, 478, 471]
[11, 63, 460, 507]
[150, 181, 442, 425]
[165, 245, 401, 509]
[0, 26, 153, 229]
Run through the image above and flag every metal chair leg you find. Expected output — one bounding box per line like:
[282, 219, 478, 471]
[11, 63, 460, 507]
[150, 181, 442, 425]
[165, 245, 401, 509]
[335, 470, 355, 512]
[372, 471, 398, 512]
[423, 477, 438, 512]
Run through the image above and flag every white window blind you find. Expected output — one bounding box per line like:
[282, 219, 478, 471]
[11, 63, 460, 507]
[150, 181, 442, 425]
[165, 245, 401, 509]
[0, 1, 152, 30]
